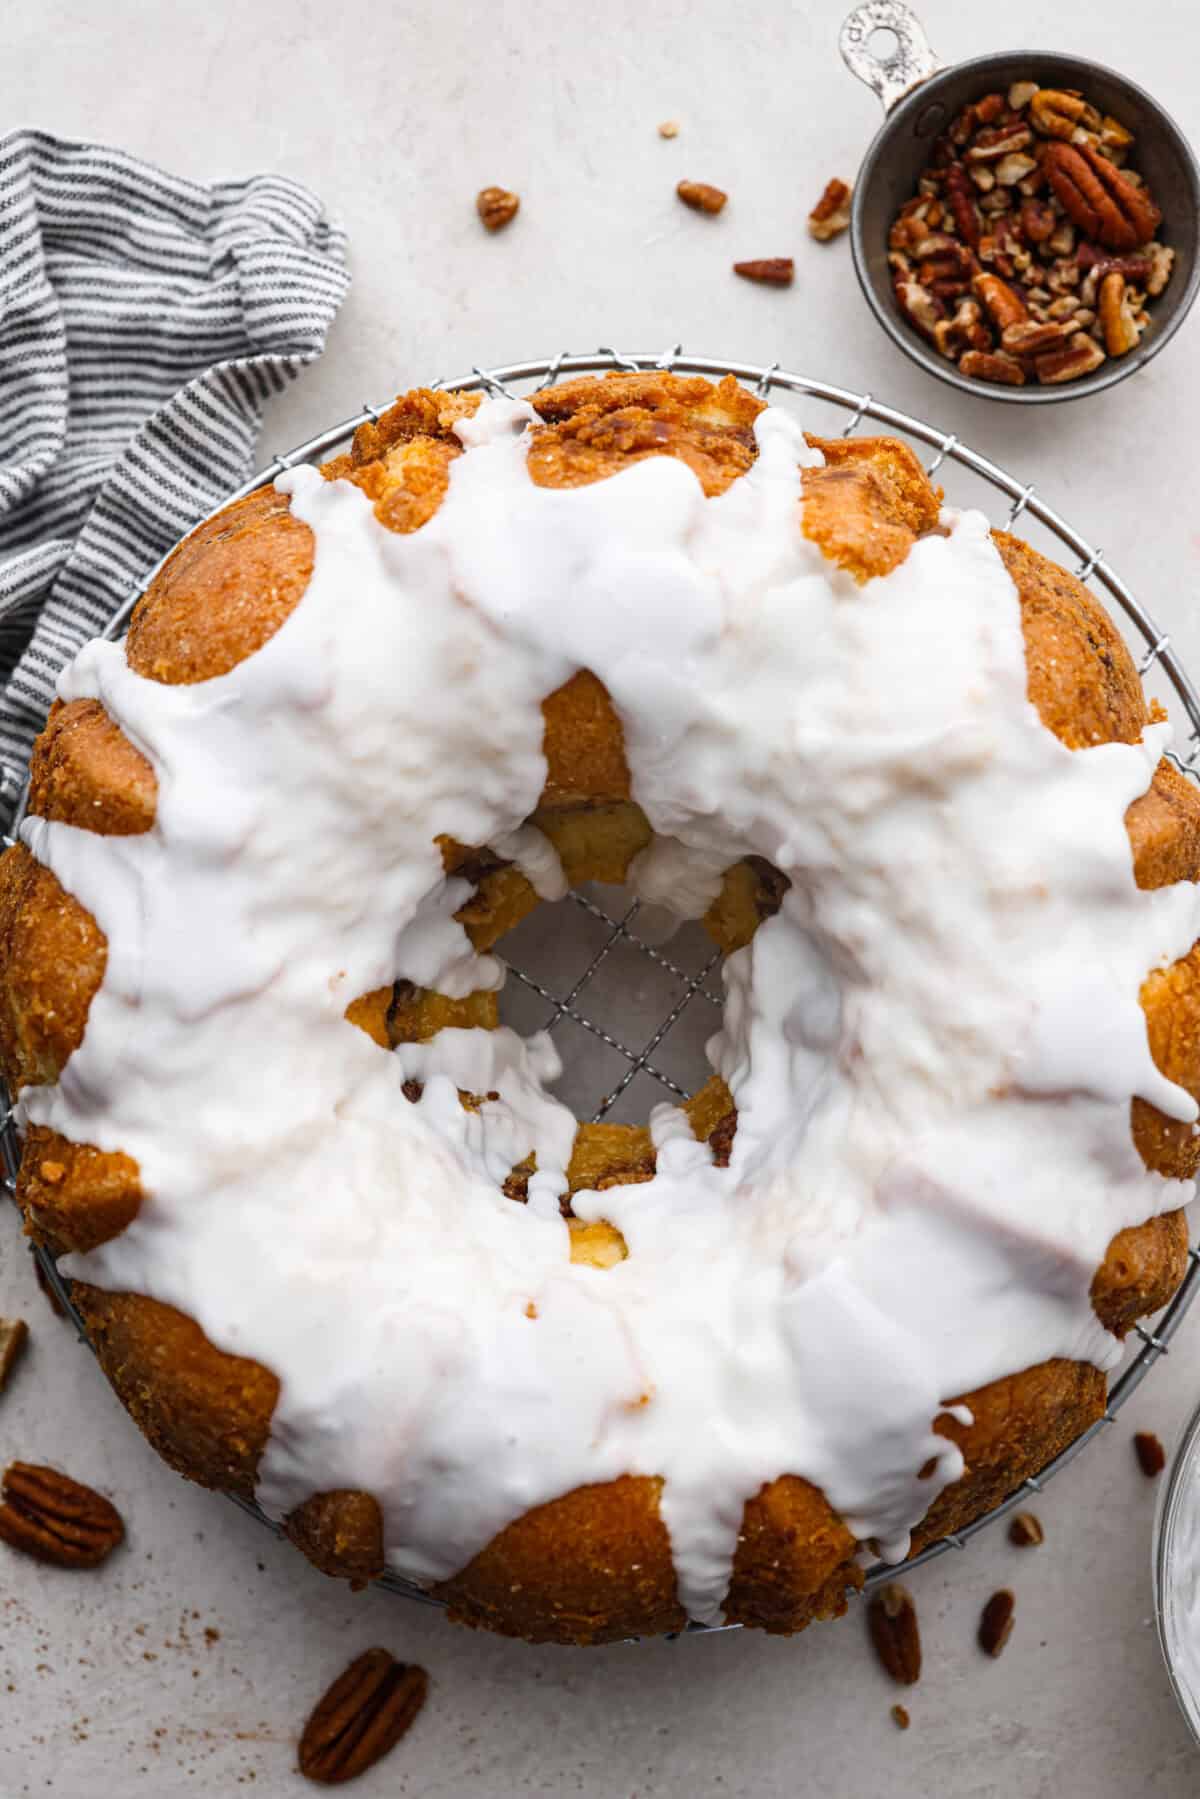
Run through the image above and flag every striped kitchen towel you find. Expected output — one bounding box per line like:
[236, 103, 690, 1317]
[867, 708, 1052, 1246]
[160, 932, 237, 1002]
[0, 128, 350, 822]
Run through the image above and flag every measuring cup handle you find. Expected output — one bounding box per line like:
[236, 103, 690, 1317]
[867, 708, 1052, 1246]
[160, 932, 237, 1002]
[839, 2, 942, 114]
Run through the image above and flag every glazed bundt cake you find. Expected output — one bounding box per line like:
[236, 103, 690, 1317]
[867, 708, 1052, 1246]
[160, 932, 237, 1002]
[1, 370, 1198, 1645]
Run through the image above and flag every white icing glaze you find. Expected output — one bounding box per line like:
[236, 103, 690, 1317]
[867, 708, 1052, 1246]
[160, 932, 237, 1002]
[19, 394, 1200, 1625]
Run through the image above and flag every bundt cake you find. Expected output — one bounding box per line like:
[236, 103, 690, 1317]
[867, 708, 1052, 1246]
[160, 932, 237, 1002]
[1, 370, 1197, 1645]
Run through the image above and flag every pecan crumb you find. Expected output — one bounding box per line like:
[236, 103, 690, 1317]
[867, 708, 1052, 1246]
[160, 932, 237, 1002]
[0, 1317, 29, 1393]
[476, 187, 520, 233]
[1008, 1510, 1044, 1548]
[808, 178, 853, 242]
[890, 1703, 911, 1731]
[978, 1588, 1015, 1657]
[677, 180, 727, 215]
[657, 119, 680, 139]
[1134, 1430, 1166, 1478]
[733, 258, 794, 287]
[867, 1582, 921, 1684]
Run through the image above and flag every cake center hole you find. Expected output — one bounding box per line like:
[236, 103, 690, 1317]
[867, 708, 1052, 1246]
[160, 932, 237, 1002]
[496, 880, 725, 1127]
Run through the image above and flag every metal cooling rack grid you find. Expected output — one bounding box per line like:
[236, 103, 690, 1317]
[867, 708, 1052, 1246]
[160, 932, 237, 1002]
[3, 345, 1199, 1633]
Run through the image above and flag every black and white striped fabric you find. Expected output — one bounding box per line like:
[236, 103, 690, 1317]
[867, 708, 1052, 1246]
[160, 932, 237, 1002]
[0, 129, 350, 823]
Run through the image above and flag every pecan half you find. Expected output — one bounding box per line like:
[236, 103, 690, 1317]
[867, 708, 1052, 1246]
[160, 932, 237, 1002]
[1042, 142, 1161, 249]
[1009, 1510, 1045, 1548]
[1134, 1430, 1166, 1478]
[0, 1462, 124, 1567]
[868, 1582, 921, 1684]
[299, 1650, 428, 1785]
[0, 1317, 29, 1393]
[476, 187, 520, 232]
[678, 180, 727, 215]
[733, 258, 793, 286]
[808, 178, 852, 241]
[979, 1588, 1016, 1657]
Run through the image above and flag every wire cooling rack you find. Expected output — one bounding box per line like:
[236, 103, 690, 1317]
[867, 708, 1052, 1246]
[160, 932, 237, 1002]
[3, 346, 1200, 1634]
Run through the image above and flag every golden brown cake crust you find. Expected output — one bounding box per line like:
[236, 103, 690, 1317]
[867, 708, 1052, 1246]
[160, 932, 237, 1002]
[29, 699, 156, 836]
[1, 371, 1194, 1642]
[70, 1283, 278, 1498]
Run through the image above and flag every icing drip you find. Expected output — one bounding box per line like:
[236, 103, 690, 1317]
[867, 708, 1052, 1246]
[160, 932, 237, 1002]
[19, 396, 1200, 1624]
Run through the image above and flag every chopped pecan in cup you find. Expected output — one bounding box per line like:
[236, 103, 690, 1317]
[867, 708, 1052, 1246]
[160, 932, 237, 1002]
[888, 80, 1174, 385]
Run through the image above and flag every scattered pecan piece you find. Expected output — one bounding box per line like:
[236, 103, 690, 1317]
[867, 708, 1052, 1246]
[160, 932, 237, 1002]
[808, 178, 853, 241]
[0, 1317, 29, 1393]
[1008, 1510, 1045, 1548]
[868, 1582, 921, 1685]
[0, 1462, 124, 1568]
[979, 1588, 1016, 1657]
[657, 119, 680, 139]
[298, 1649, 428, 1786]
[677, 180, 727, 215]
[891, 1703, 911, 1731]
[476, 187, 520, 232]
[732, 258, 793, 286]
[1134, 1431, 1166, 1478]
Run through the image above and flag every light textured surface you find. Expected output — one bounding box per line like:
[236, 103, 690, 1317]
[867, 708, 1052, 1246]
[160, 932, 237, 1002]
[2, 0, 1199, 1793]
